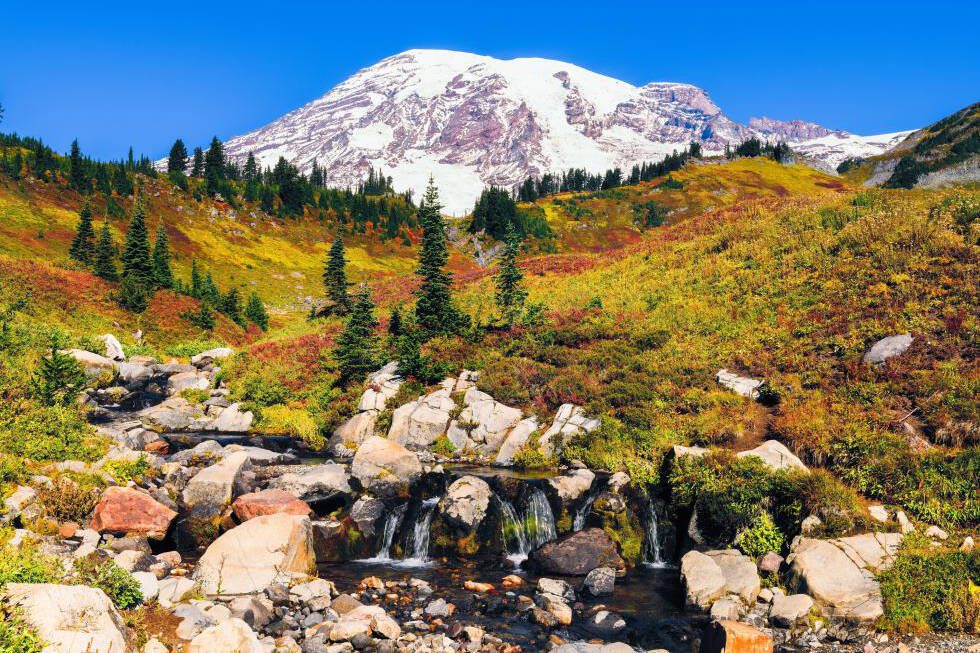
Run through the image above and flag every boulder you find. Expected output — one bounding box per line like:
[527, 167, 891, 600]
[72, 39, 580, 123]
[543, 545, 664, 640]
[231, 489, 311, 521]
[702, 620, 773, 653]
[710, 597, 741, 620]
[680, 550, 726, 611]
[494, 417, 539, 465]
[388, 387, 455, 449]
[357, 362, 403, 411]
[538, 577, 576, 602]
[351, 436, 422, 498]
[446, 387, 523, 454]
[538, 404, 600, 456]
[90, 486, 177, 539]
[736, 440, 807, 472]
[583, 566, 616, 596]
[705, 549, 761, 605]
[3, 485, 37, 517]
[438, 475, 491, 530]
[99, 334, 126, 361]
[3, 583, 131, 653]
[349, 496, 386, 537]
[193, 514, 315, 595]
[341, 604, 401, 640]
[229, 595, 274, 628]
[188, 618, 263, 653]
[182, 451, 253, 517]
[769, 593, 814, 627]
[528, 528, 625, 576]
[191, 347, 234, 367]
[140, 396, 207, 432]
[607, 472, 630, 493]
[863, 333, 913, 364]
[538, 593, 573, 625]
[63, 349, 116, 376]
[157, 577, 196, 608]
[132, 571, 159, 601]
[167, 370, 212, 395]
[212, 403, 254, 433]
[716, 369, 764, 399]
[867, 504, 889, 523]
[115, 362, 153, 388]
[221, 444, 296, 466]
[268, 463, 351, 502]
[548, 468, 595, 503]
[331, 410, 379, 455]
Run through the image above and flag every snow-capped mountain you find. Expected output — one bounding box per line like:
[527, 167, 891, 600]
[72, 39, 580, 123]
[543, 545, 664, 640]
[221, 49, 911, 213]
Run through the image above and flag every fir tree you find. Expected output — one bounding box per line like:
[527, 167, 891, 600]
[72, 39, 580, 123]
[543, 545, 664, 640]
[202, 272, 220, 306]
[185, 301, 215, 330]
[245, 291, 269, 330]
[333, 289, 380, 385]
[152, 224, 174, 289]
[191, 147, 204, 177]
[167, 139, 188, 173]
[221, 287, 245, 326]
[112, 163, 132, 196]
[494, 224, 527, 327]
[388, 306, 403, 337]
[414, 178, 466, 336]
[69, 202, 96, 265]
[322, 237, 352, 315]
[30, 339, 87, 406]
[190, 259, 203, 298]
[93, 222, 119, 281]
[203, 136, 225, 194]
[119, 196, 155, 310]
[68, 139, 88, 193]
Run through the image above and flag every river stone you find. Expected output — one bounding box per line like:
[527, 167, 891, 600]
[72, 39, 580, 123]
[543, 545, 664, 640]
[439, 475, 491, 530]
[99, 334, 126, 361]
[538, 577, 576, 601]
[343, 604, 401, 640]
[701, 620, 773, 653]
[232, 489, 311, 521]
[494, 417, 539, 465]
[268, 463, 352, 502]
[351, 435, 422, 498]
[446, 386, 523, 454]
[538, 404, 601, 456]
[3, 583, 131, 653]
[191, 347, 234, 367]
[529, 528, 625, 576]
[167, 370, 212, 395]
[548, 468, 595, 503]
[194, 514, 315, 595]
[349, 496, 386, 537]
[91, 486, 177, 539]
[863, 333, 913, 364]
[583, 566, 616, 596]
[188, 617, 263, 653]
[705, 549, 761, 605]
[716, 368, 764, 398]
[680, 550, 726, 610]
[116, 361, 154, 388]
[736, 440, 807, 472]
[769, 593, 814, 626]
[538, 593, 573, 625]
[229, 595, 275, 628]
[388, 387, 455, 449]
[212, 403, 254, 433]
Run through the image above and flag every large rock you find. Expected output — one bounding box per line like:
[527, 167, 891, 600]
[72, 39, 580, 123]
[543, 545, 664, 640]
[351, 436, 422, 498]
[167, 370, 211, 395]
[439, 475, 491, 530]
[191, 347, 234, 367]
[786, 534, 901, 623]
[769, 593, 814, 627]
[268, 463, 352, 502]
[140, 396, 207, 432]
[445, 387, 523, 454]
[736, 440, 807, 472]
[115, 362, 153, 388]
[182, 451, 253, 514]
[548, 468, 595, 503]
[388, 387, 455, 449]
[193, 514, 315, 595]
[705, 549, 761, 605]
[538, 404, 600, 456]
[188, 618, 263, 653]
[716, 369, 764, 399]
[99, 334, 126, 361]
[91, 486, 177, 539]
[680, 550, 726, 611]
[212, 403, 254, 433]
[331, 410, 379, 456]
[63, 349, 116, 376]
[702, 620, 773, 653]
[3, 583, 131, 653]
[231, 489, 311, 521]
[529, 528, 625, 575]
[494, 417, 539, 465]
[358, 362, 403, 411]
[584, 566, 616, 596]
[863, 333, 913, 364]
[349, 497, 387, 537]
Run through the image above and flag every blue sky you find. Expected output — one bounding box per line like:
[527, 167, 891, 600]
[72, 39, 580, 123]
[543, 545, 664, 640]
[2, 0, 977, 160]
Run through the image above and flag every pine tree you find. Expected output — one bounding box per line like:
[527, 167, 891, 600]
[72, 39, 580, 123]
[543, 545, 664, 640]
[68, 139, 88, 193]
[30, 339, 87, 406]
[333, 289, 379, 385]
[202, 272, 220, 306]
[167, 139, 188, 173]
[414, 178, 466, 336]
[494, 224, 527, 327]
[186, 300, 215, 330]
[388, 306, 403, 337]
[204, 136, 225, 194]
[94, 222, 119, 281]
[69, 202, 96, 264]
[221, 287, 245, 326]
[191, 147, 204, 177]
[119, 196, 155, 310]
[189, 259, 203, 298]
[152, 224, 174, 289]
[112, 163, 132, 196]
[245, 291, 269, 330]
[322, 237, 352, 315]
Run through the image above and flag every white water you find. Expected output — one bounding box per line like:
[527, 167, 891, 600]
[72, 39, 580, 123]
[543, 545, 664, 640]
[400, 498, 439, 566]
[525, 488, 557, 550]
[357, 503, 407, 564]
[573, 492, 598, 531]
[644, 499, 669, 568]
[499, 497, 530, 566]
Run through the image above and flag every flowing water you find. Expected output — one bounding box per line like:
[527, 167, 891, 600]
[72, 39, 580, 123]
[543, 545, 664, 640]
[498, 497, 530, 565]
[573, 491, 598, 531]
[403, 497, 439, 565]
[525, 488, 557, 550]
[361, 503, 407, 563]
[644, 499, 668, 568]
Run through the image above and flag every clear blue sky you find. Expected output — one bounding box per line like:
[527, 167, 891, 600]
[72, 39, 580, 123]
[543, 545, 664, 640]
[2, 0, 977, 160]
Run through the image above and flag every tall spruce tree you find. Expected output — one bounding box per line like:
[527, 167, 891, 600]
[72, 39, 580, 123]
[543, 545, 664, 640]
[221, 287, 245, 326]
[30, 339, 87, 406]
[152, 224, 174, 289]
[69, 202, 96, 264]
[119, 196, 155, 310]
[333, 289, 379, 385]
[94, 222, 119, 281]
[167, 139, 188, 173]
[190, 259, 204, 298]
[190, 147, 204, 177]
[68, 139, 88, 193]
[414, 177, 465, 336]
[322, 237, 352, 315]
[494, 224, 527, 327]
[245, 291, 269, 330]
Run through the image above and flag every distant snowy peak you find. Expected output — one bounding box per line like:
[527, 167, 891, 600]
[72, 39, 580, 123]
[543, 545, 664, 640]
[221, 49, 909, 213]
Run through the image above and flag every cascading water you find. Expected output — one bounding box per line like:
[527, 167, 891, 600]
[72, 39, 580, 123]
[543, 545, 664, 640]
[525, 488, 557, 550]
[499, 497, 530, 565]
[363, 503, 407, 562]
[497, 489, 556, 566]
[403, 498, 439, 564]
[573, 492, 598, 531]
[644, 499, 667, 568]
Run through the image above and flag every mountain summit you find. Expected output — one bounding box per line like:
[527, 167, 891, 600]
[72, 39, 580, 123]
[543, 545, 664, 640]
[223, 49, 909, 212]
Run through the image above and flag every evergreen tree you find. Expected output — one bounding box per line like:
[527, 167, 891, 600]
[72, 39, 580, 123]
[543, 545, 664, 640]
[202, 272, 220, 306]
[689, 141, 703, 158]
[190, 259, 204, 298]
[94, 222, 119, 281]
[494, 224, 527, 327]
[333, 289, 379, 385]
[322, 237, 352, 315]
[245, 291, 269, 330]
[119, 196, 155, 310]
[69, 202, 96, 264]
[30, 339, 87, 406]
[167, 139, 188, 173]
[95, 165, 111, 196]
[414, 178, 466, 336]
[68, 139, 88, 193]
[203, 136, 226, 194]
[152, 224, 174, 289]
[190, 147, 204, 177]
[185, 300, 215, 330]
[112, 163, 132, 196]
[221, 287, 245, 326]
[388, 306, 403, 337]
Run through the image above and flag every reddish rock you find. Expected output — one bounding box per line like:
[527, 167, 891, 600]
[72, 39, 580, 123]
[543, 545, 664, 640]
[59, 522, 79, 538]
[702, 620, 774, 653]
[91, 486, 177, 539]
[144, 440, 170, 455]
[231, 489, 311, 522]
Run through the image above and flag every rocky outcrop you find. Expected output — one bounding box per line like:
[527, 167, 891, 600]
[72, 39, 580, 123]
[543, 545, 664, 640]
[331, 410, 379, 456]
[358, 361, 404, 411]
[351, 436, 422, 498]
[212, 403, 253, 433]
[438, 475, 491, 530]
[2, 583, 132, 653]
[181, 451, 253, 544]
[716, 369, 763, 398]
[231, 489, 311, 521]
[494, 417, 539, 465]
[863, 333, 913, 364]
[445, 387, 523, 455]
[538, 404, 600, 456]
[193, 514, 315, 595]
[268, 463, 352, 502]
[548, 468, 595, 503]
[736, 440, 808, 472]
[680, 550, 727, 611]
[90, 486, 177, 539]
[528, 528, 625, 575]
[388, 385, 456, 449]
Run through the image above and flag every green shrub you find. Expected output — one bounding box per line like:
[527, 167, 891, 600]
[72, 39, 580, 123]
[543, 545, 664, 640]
[512, 433, 556, 471]
[0, 543, 61, 586]
[258, 404, 323, 449]
[0, 404, 107, 462]
[737, 511, 784, 558]
[164, 338, 223, 359]
[0, 607, 43, 653]
[431, 436, 457, 457]
[35, 474, 104, 523]
[101, 455, 152, 484]
[74, 557, 143, 609]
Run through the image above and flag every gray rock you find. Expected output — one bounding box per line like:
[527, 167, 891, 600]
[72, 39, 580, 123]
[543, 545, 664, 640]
[769, 593, 814, 627]
[538, 404, 600, 456]
[191, 347, 234, 367]
[736, 440, 808, 472]
[99, 334, 126, 361]
[548, 468, 595, 504]
[351, 436, 422, 497]
[213, 403, 254, 433]
[863, 334, 913, 364]
[680, 550, 726, 611]
[349, 496, 386, 537]
[705, 549, 761, 605]
[716, 368, 763, 398]
[710, 596, 741, 620]
[2, 583, 130, 652]
[269, 463, 352, 502]
[438, 475, 491, 530]
[583, 566, 616, 596]
[229, 595, 275, 628]
[537, 577, 576, 602]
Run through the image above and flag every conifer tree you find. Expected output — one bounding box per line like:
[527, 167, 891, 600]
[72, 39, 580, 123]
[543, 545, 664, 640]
[322, 237, 352, 315]
[112, 163, 132, 196]
[245, 291, 269, 330]
[414, 178, 466, 336]
[221, 287, 245, 326]
[167, 139, 188, 173]
[202, 272, 220, 306]
[152, 224, 174, 289]
[191, 147, 204, 177]
[94, 222, 119, 281]
[388, 306, 403, 337]
[119, 196, 155, 310]
[30, 339, 86, 406]
[69, 202, 96, 265]
[69, 139, 88, 193]
[187, 301, 215, 330]
[334, 289, 380, 385]
[494, 224, 527, 327]
[190, 259, 203, 298]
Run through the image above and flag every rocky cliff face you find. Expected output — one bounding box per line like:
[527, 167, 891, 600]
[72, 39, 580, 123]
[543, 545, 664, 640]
[221, 49, 910, 212]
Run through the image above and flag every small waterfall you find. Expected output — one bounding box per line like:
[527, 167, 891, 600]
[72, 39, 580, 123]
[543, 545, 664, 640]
[573, 492, 598, 531]
[525, 488, 557, 550]
[404, 498, 439, 564]
[368, 503, 407, 562]
[499, 497, 530, 564]
[644, 499, 667, 568]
